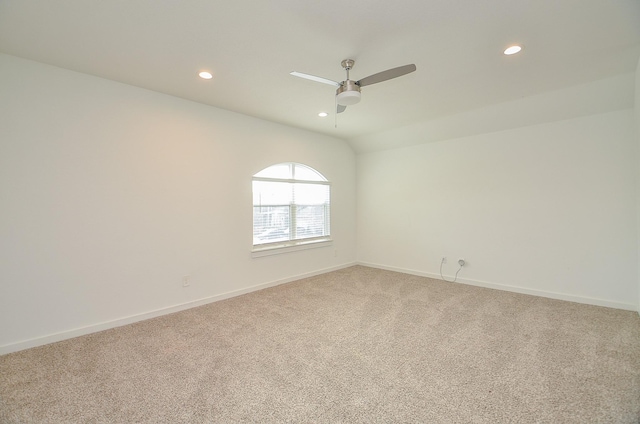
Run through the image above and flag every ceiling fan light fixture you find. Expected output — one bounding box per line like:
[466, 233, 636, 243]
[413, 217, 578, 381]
[336, 80, 362, 106]
[336, 90, 361, 106]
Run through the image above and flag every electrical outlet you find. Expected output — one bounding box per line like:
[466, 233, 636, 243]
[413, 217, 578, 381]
[441, 256, 447, 264]
[458, 258, 465, 267]
[182, 275, 191, 287]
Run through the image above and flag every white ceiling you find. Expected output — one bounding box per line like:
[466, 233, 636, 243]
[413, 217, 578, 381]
[1, 0, 639, 148]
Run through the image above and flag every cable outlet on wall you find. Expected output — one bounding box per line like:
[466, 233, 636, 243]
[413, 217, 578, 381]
[441, 256, 447, 264]
[458, 258, 466, 267]
[182, 275, 191, 287]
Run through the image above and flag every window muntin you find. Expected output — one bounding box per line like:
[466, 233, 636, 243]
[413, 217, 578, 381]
[253, 163, 330, 249]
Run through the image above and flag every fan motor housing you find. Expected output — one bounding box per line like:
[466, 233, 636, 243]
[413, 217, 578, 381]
[336, 80, 361, 106]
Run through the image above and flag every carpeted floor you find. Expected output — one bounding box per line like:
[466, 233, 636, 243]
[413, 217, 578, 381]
[1, 265, 639, 423]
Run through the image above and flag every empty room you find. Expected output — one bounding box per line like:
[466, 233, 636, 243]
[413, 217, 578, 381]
[1, 1, 639, 422]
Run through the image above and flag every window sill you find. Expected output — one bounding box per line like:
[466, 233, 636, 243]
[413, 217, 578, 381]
[252, 239, 333, 258]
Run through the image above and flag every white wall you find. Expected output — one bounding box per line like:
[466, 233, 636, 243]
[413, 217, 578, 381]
[350, 73, 635, 154]
[636, 56, 640, 314]
[0, 54, 357, 353]
[357, 107, 638, 309]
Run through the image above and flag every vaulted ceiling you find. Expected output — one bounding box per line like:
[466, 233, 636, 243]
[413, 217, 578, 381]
[1, 0, 639, 149]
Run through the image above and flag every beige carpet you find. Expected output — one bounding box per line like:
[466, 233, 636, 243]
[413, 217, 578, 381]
[1, 265, 639, 423]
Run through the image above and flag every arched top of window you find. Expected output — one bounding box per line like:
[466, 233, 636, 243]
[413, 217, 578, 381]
[254, 163, 327, 182]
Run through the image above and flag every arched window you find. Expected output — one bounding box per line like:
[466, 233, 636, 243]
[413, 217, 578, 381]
[253, 163, 330, 251]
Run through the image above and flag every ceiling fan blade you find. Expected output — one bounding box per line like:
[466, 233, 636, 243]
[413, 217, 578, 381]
[290, 71, 341, 87]
[357, 64, 416, 87]
[337, 104, 347, 114]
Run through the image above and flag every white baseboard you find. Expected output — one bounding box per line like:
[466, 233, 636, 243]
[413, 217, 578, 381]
[357, 261, 638, 312]
[0, 262, 357, 356]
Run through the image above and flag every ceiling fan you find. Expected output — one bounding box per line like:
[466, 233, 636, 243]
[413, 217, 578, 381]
[290, 59, 417, 113]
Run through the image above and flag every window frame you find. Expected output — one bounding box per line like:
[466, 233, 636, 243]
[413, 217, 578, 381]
[251, 164, 332, 257]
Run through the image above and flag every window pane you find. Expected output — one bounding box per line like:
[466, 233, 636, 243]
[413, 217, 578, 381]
[253, 205, 290, 245]
[293, 183, 329, 205]
[255, 163, 291, 179]
[293, 164, 326, 181]
[295, 205, 329, 239]
[253, 181, 292, 206]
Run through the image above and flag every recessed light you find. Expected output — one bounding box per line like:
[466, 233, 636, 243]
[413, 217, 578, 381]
[318, 112, 328, 117]
[198, 71, 213, 80]
[504, 45, 522, 55]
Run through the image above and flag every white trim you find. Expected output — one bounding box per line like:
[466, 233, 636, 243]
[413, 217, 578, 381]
[0, 262, 356, 355]
[252, 238, 332, 258]
[357, 261, 638, 312]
